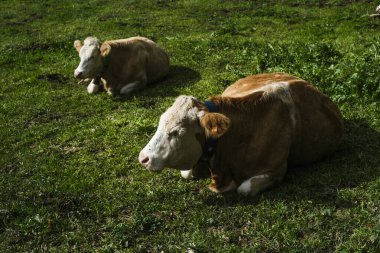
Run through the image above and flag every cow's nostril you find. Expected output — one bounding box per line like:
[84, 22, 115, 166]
[138, 152, 150, 167]
[141, 157, 149, 164]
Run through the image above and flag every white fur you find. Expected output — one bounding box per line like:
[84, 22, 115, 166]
[377, 5, 380, 14]
[237, 174, 269, 195]
[74, 37, 103, 79]
[237, 179, 252, 195]
[139, 96, 203, 172]
[87, 80, 100, 94]
[261, 82, 296, 127]
[223, 81, 296, 127]
[181, 170, 193, 179]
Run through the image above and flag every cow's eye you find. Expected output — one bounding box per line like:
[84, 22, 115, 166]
[169, 129, 180, 137]
[169, 129, 179, 137]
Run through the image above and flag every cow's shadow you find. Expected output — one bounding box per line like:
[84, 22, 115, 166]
[202, 118, 380, 207]
[114, 65, 201, 102]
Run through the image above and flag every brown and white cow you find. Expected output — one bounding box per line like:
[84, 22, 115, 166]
[73, 36, 170, 96]
[139, 73, 343, 196]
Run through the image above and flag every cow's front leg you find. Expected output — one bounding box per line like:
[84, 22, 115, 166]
[180, 163, 211, 180]
[87, 76, 101, 94]
[106, 87, 115, 96]
[209, 179, 237, 193]
[78, 78, 91, 85]
[208, 168, 236, 193]
[237, 173, 284, 197]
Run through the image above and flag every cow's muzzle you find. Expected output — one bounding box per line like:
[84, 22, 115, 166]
[74, 70, 83, 79]
[138, 151, 150, 168]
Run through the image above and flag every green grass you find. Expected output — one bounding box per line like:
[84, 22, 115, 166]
[1, 0, 379, 252]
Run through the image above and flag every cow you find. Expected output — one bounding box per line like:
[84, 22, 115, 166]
[138, 73, 344, 197]
[73, 36, 170, 96]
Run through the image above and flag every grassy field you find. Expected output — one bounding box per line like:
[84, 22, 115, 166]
[1, 0, 379, 252]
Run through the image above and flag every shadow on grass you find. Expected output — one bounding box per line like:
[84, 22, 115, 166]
[202, 118, 380, 207]
[114, 65, 201, 103]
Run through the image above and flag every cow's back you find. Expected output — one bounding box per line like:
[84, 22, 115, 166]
[105, 37, 170, 84]
[222, 72, 300, 97]
[125, 37, 170, 83]
[221, 73, 343, 167]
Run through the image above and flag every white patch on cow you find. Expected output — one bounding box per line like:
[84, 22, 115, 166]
[226, 81, 296, 127]
[74, 37, 103, 79]
[237, 179, 252, 195]
[259, 82, 296, 128]
[197, 110, 206, 118]
[106, 87, 114, 96]
[87, 80, 100, 94]
[181, 170, 193, 179]
[237, 174, 269, 195]
[139, 96, 204, 172]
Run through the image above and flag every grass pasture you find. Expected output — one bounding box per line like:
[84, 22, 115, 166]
[1, 0, 380, 252]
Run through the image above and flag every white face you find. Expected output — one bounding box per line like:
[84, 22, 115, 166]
[139, 96, 204, 171]
[74, 37, 103, 79]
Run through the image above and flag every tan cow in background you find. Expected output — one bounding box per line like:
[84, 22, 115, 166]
[139, 73, 343, 196]
[73, 36, 170, 96]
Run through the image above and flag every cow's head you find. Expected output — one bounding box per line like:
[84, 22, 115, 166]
[73, 37, 111, 79]
[138, 95, 230, 172]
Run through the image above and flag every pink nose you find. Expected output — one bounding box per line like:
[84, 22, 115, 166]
[138, 152, 150, 167]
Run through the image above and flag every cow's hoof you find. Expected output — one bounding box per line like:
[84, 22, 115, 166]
[180, 170, 193, 179]
[87, 83, 99, 94]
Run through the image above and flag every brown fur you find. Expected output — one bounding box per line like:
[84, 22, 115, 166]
[80, 37, 169, 95]
[222, 72, 300, 97]
[199, 113, 231, 138]
[100, 37, 170, 95]
[196, 73, 343, 195]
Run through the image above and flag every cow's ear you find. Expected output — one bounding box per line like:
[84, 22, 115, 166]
[192, 98, 204, 108]
[200, 113, 230, 138]
[74, 40, 83, 52]
[100, 44, 111, 57]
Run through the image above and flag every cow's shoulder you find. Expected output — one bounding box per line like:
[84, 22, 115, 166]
[222, 72, 300, 98]
[221, 73, 304, 127]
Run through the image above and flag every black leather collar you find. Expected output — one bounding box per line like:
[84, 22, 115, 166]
[101, 55, 111, 75]
[195, 100, 218, 168]
[204, 100, 218, 113]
